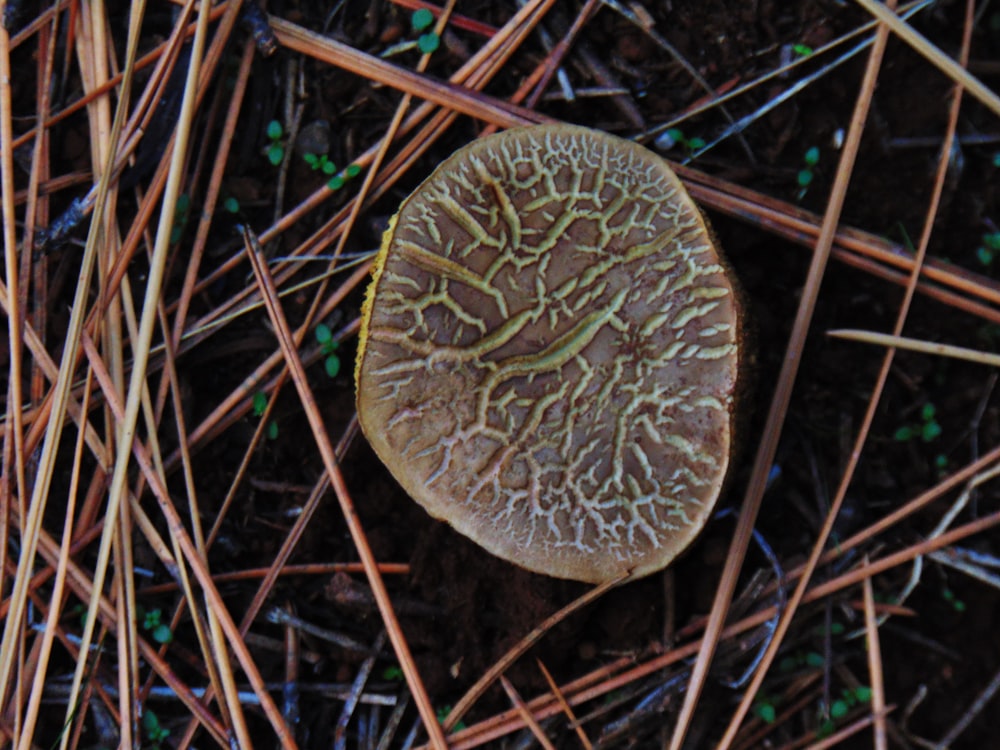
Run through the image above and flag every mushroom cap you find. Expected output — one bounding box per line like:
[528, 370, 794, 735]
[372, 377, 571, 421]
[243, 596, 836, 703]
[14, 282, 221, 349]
[356, 124, 742, 583]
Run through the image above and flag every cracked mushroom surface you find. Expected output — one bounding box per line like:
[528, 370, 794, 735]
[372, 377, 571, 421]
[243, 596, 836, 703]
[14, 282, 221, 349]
[356, 124, 743, 583]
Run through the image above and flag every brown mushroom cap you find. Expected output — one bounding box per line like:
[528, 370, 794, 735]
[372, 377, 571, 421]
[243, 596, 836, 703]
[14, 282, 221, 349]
[355, 123, 742, 583]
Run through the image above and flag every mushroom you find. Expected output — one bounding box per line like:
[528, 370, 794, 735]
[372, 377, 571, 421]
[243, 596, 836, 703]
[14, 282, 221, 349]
[355, 123, 743, 583]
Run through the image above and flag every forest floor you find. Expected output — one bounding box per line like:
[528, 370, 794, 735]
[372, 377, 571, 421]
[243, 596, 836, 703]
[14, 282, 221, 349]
[2, 0, 1000, 748]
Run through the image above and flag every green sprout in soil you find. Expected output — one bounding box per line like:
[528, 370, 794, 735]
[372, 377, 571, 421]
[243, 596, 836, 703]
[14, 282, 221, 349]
[252, 391, 268, 417]
[662, 127, 706, 158]
[411, 8, 440, 53]
[223, 196, 240, 214]
[942, 587, 966, 613]
[752, 694, 778, 724]
[894, 402, 941, 442]
[141, 708, 170, 749]
[381, 665, 404, 681]
[251, 391, 278, 438]
[792, 43, 813, 58]
[779, 650, 825, 672]
[315, 323, 341, 378]
[303, 152, 337, 175]
[796, 146, 820, 200]
[140, 607, 173, 645]
[327, 163, 363, 191]
[266, 119, 285, 166]
[817, 686, 872, 738]
[975, 229, 1000, 267]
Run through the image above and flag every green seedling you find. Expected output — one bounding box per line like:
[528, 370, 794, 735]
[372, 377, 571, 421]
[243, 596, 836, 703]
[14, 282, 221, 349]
[796, 146, 820, 199]
[142, 708, 170, 749]
[993, 152, 1000, 168]
[266, 119, 285, 166]
[267, 420, 279, 440]
[662, 127, 706, 157]
[381, 665, 404, 681]
[752, 695, 777, 724]
[411, 8, 440, 53]
[778, 649, 825, 673]
[792, 43, 813, 58]
[303, 152, 337, 175]
[894, 402, 941, 442]
[316, 324, 341, 378]
[223, 196, 240, 214]
[327, 163, 364, 191]
[942, 587, 966, 613]
[817, 686, 871, 738]
[976, 230, 1000, 267]
[252, 391, 268, 417]
[140, 607, 173, 644]
[382, 9, 440, 58]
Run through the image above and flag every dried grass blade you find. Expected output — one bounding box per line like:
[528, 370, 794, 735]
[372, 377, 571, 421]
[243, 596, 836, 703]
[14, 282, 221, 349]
[827, 330, 1000, 367]
[862, 559, 888, 750]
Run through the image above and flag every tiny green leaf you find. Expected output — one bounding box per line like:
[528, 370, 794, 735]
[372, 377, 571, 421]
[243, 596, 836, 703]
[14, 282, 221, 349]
[153, 624, 173, 644]
[412, 7, 434, 32]
[921, 402, 936, 421]
[922, 421, 942, 442]
[223, 196, 240, 214]
[315, 323, 333, 343]
[325, 354, 341, 378]
[894, 425, 915, 441]
[665, 128, 685, 146]
[830, 699, 848, 719]
[792, 43, 813, 57]
[266, 120, 283, 140]
[417, 32, 440, 54]
[797, 169, 814, 187]
[804, 146, 820, 166]
[346, 163, 362, 178]
[854, 686, 872, 703]
[977, 246, 994, 266]
[805, 651, 825, 668]
[252, 391, 268, 416]
[993, 152, 1000, 168]
[322, 159, 336, 175]
[267, 421, 279, 440]
[382, 665, 404, 680]
[303, 152, 319, 167]
[268, 143, 284, 166]
[328, 175, 345, 190]
[687, 136, 706, 151]
[983, 232, 1000, 251]
[754, 702, 776, 724]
